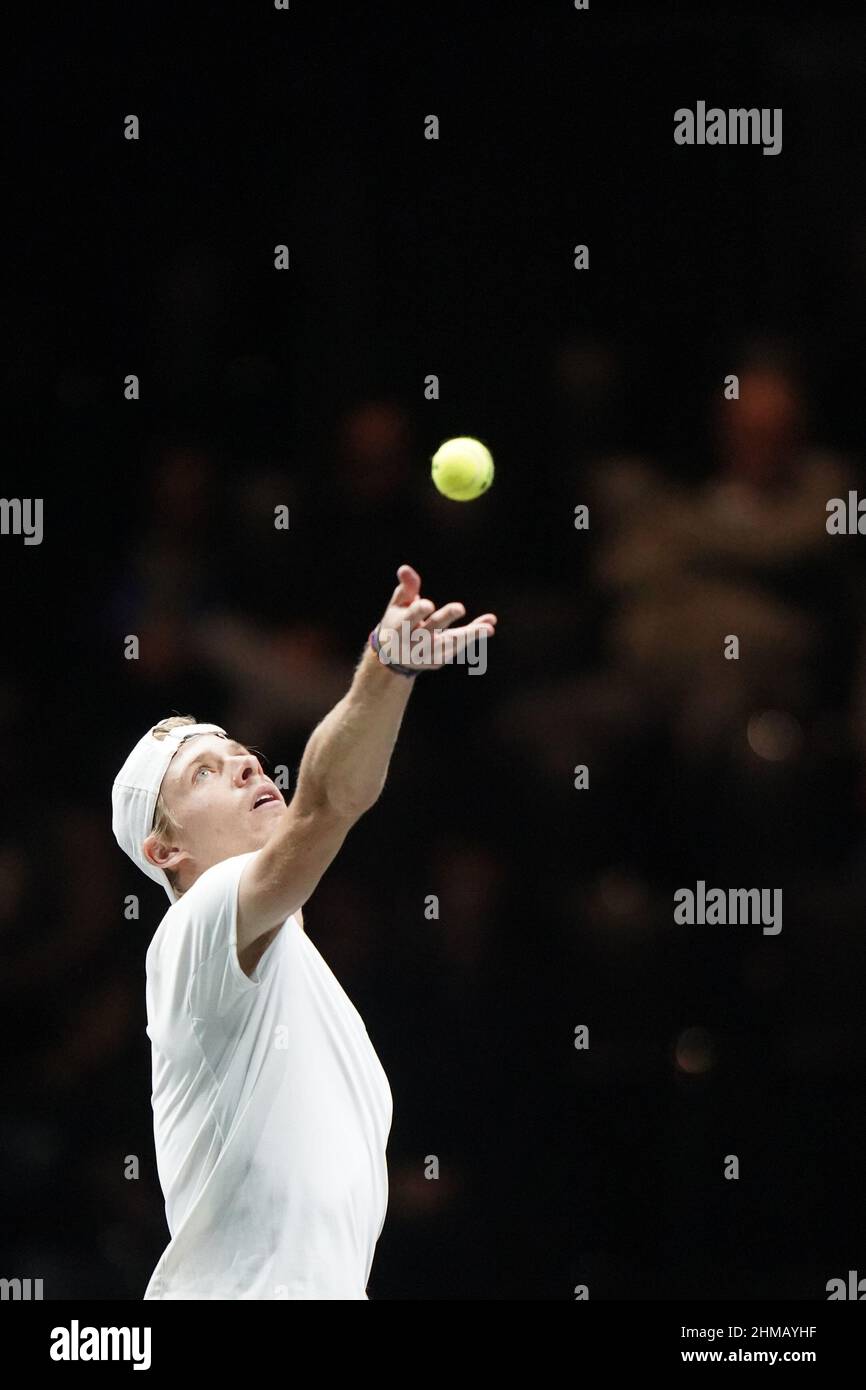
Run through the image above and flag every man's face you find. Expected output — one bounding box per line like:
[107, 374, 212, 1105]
[144, 733, 286, 892]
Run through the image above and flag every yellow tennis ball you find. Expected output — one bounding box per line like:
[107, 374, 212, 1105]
[431, 437, 494, 501]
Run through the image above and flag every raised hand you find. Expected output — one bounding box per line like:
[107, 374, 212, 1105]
[375, 564, 497, 672]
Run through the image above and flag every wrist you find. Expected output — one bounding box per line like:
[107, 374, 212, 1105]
[369, 624, 418, 678]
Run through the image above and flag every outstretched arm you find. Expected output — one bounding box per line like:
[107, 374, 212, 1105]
[236, 564, 497, 947]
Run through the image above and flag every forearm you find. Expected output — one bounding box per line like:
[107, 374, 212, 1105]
[293, 640, 416, 817]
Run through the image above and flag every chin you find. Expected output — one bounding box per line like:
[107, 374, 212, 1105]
[259, 811, 287, 841]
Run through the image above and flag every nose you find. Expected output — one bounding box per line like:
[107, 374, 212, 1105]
[234, 753, 261, 785]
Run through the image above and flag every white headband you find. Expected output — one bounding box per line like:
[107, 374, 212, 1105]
[111, 722, 228, 903]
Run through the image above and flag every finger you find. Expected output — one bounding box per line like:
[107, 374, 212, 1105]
[434, 617, 496, 661]
[450, 614, 497, 642]
[422, 601, 466, 631]
[389, 563, 421, 607]
[393, 597, 435, 626]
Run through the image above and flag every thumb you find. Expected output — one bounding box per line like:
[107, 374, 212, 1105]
[388, 563, 421, 607]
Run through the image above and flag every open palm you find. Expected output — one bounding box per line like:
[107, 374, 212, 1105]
[376, 564, 497, 671]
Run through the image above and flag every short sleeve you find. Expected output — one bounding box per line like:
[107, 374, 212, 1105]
[149, 852, 262, 1034]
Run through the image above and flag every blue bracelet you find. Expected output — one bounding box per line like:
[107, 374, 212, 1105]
[369, 625, 417, 677]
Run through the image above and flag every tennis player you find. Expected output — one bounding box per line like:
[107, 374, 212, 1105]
[111, 564, 496, 1300]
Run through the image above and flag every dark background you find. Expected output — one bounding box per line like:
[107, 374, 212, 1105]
[3, 0, 866, 1299]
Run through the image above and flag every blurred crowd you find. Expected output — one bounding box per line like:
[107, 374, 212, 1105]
[2, 338, 866, 1300]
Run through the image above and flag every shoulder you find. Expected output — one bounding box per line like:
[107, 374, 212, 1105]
[147, 853, 259, 967]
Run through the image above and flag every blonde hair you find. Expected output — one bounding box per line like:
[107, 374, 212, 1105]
[150, 714, 198, 897]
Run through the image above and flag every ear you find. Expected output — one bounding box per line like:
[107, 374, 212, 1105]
[143, 831, 190, 876]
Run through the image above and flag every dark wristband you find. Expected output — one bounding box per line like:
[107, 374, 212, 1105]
[369, 624, 418, 677]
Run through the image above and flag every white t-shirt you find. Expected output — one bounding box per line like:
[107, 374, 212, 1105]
[142, 851, 393, 1300]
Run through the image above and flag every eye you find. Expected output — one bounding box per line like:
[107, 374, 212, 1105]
[194, 766, 212, 781]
